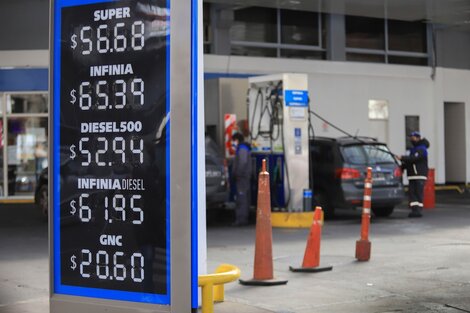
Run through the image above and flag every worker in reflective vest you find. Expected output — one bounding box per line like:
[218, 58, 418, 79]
[397, 131, 429, 218]
[231, 133, 252, 226]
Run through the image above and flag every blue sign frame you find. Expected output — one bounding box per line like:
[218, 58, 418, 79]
[52, 0, 172, 305]
[190, 0, 199, 308]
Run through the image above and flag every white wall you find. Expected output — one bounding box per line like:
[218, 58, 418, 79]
[205, 55, 470, 184]
[0, 50, 49, 68]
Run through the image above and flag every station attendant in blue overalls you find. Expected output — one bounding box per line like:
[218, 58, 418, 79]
[231, 133, 252, 226]
[397, 131, 430, 218]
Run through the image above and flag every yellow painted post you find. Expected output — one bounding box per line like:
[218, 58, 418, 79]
[198, 264, 241, 313]
[213, 264, 231, 302]
[213, 283, 224, 303]
[201, 282, 214, 313]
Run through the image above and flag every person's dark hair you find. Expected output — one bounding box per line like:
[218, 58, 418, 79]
[232, 133, 244, 142]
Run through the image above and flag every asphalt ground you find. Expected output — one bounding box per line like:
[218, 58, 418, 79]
[0, 192, 469, 313]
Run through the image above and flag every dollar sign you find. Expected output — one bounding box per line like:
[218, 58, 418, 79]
[70, 89, 77, 105]
[70, 255, 77, 270]
[70, 144, 76, 160]
[71, 34, 77, 50]
[70, 200, 76, 215]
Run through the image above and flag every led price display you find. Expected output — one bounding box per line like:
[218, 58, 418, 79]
[54, 0, 170, 303]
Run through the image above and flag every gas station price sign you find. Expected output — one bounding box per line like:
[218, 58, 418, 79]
[52, 0, 170, 304]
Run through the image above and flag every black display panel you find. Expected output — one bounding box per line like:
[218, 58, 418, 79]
[54, 0, 170, 302]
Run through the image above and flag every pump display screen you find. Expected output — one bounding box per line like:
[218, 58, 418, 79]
[52, 0, 170, 304]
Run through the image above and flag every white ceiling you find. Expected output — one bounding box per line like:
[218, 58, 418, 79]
[205, 0, 470, 31]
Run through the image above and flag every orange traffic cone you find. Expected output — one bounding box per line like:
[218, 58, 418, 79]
[239, 159, 288, 286]
[355, 167, 372, 261]
[290, 206, 333, 273]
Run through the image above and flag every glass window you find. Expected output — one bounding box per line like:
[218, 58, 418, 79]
[205, 136, 221, 158]
[7, 117, 48, 196]
[7, 94, 48, 114]
[345, 15, 428, 66]
[388, 20, 427, 53]
[346, 53, 385, 63]
[231, 7, 277, 43]
[346, 16, 384, 50]
[231, 45, 277, 57]
[280, 49, 325, 60]
[388, 55, 428, 66]
[341, 145, 367, 165]
[280, 9, 319, 46]
[342, 144, 394, 165]
[368, 100, 389, 120]
[364, 145, 395, 164]
[405, 115, 420, 150]
[228, 7, 325, 60]
[203, 2, 211, 54]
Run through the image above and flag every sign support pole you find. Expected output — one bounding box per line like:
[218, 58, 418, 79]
[170, 0, 193, 312]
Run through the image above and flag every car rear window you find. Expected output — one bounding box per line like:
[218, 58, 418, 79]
[341, 145, 367, 165]
[364, 145, 395, 164]
[342, 144, 395, 165]
[205, 137, 221, 156]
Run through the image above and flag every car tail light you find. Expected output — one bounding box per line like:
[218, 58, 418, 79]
[335, 168, 361, 180]
[393, 166, 402, 178]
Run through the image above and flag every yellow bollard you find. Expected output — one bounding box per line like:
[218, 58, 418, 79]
[198, 264, 241, 313]
[213, 264, 239, 302]
[201, 281, 214, 313]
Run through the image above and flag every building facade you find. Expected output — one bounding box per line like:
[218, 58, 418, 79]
[0, 0, 469, 199]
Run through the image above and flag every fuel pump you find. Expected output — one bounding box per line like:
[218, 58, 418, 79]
[247, 74, 310, 212]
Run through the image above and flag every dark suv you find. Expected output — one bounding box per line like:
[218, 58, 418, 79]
[310, 137, 405, 217]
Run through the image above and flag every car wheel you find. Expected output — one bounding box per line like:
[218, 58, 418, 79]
[314, 192, 335, 218]
[37, 185, 48, 220]
[372, 206, 394, 217]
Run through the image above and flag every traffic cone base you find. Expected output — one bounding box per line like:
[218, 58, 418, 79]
[289, 265, 333, 273]
[239, 278, 288, 286]
[355, 239, 371, 261]
[355, 167, 373, 262]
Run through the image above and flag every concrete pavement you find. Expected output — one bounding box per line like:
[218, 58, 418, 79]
[208, 194, 470, 313]
[1, 193, 470, 313]
[0, 204, 48, 313]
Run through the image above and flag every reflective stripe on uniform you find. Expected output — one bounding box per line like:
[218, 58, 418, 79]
[408, 176, 427, 180]
[410, 201, 423, 207]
